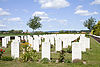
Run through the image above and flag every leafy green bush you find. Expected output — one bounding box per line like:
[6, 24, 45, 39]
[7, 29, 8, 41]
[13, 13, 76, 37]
[59, 50, 65, 62]
[93, 21, 100, 36]
[1, 56, 13, 61]
[41, 58, 50, 64]
[19, 49, 39, 62]
[67, 46, 72, 53]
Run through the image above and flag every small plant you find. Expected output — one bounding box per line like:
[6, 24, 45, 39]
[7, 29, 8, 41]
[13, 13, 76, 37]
[41, 38, 45, 42]
[1, 56, 13, 61]
[77, 36, 80, 42]
[0, 49, 5, 59]
[41, 58, 50, 64]
[59, 50, 65, 62]
[19, 49, 39, 62]
[21, 39, 26, 43]
[20, 42, 29, 54]
[67, 46, 72, 53]
[51, 58, 56, 63]
[64, 60, 71, 63]
[72, 36, 80, 43]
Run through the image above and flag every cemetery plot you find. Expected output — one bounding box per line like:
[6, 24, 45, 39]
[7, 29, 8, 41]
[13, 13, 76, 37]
[0, 34, 94, 67]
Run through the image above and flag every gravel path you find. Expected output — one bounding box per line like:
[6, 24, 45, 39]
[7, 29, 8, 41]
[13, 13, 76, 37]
[91, 35, 100, 43]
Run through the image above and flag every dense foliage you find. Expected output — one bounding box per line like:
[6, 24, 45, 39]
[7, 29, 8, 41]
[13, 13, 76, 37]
[92, 21, 100, 36]
[59, 50, 65, 62]
[27, 16, 42, 32]
[83, 17, 96, 32]
[1, 56, 13, 61]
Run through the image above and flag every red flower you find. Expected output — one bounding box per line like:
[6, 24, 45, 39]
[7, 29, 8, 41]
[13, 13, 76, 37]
[0, 49, 2, 52]
[3, 50, 5, 52]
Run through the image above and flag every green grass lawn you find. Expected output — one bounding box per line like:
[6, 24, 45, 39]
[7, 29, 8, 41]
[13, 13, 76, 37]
[0, 37, 100, 67]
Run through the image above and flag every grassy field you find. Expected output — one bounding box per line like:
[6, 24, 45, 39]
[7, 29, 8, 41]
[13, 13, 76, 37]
[0, 37, 100, 67]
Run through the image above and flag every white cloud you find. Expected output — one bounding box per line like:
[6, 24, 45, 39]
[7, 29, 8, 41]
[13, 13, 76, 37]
[0, 24, 6, 27]
[4, 17, 21, 22]
[32, 11, 49, 21]
[91, 0, 100, 5]
[23, 9, 29, 13]
[37, 0, 70, 9]
[32, 11, 67, 23]
[75, 5, 83, 10]
[0, 8, 11, 16]
[32, 11, 48, 17]
[75, 5, 98, 16]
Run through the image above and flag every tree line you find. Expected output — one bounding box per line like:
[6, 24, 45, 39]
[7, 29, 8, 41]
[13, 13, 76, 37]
[27, 16, 100, 36]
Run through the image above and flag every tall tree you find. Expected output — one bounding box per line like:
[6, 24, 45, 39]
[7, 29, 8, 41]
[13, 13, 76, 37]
[27, 16, 42, 32]
[83, 17, 96, 32]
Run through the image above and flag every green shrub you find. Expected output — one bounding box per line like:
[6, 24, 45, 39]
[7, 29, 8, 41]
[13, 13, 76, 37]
[41, 38, 45, 42]
[85, 33, 89, 37]
[67, 46, 72, 53]
[41, 58, 50, 64]
[59, 50, 65, 62]
[1, 56, 13, 61]
[19, 49, 39, 62]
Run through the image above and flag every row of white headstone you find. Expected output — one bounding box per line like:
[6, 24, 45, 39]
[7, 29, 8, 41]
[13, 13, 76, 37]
[72, 36, 90, 62]
[2, 34, 90, 62]
[21, 34, 82, 52]
[2, 36, 10, 48]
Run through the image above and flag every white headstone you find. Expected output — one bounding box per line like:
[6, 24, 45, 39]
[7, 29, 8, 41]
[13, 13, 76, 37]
[28, 37, 33, 47]
[33, 39, 39, 52]
[55, 38, 62, 51]
[8, 36, 10, 41]
[2, 38, 7, 48]
[11, 40, 19, 59]
[50, 37, 54, 45]
[42, 42, 50, 60]
[63, 38, 68, 48]
[72, 42, 81, 62]
[79, 36, 86, 52]
[5, 37, 9, 44]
